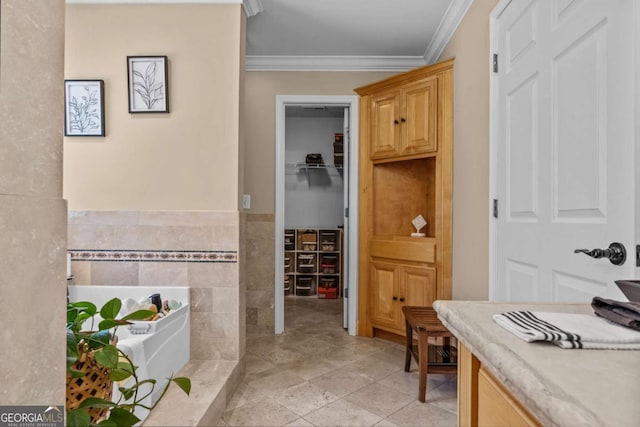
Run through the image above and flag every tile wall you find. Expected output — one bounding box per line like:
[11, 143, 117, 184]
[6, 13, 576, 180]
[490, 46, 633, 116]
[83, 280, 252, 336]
[245, 214, 276, 333]
[67, 210, 245, 361]
[0, 0, 66, 405]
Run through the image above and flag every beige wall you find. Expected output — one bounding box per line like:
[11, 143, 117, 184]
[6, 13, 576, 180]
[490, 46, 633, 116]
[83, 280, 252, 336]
[243, 71, 394, 332]
[0, 0, 67, 405]
[439, 0, 499, 300]
[244, 71, 394, 214]
[64, 4, 243, 211]
[64, 4, 247, 362]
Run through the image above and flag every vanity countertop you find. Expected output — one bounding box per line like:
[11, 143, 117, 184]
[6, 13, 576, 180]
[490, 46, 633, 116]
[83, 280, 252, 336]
[433, 300, 640, 427]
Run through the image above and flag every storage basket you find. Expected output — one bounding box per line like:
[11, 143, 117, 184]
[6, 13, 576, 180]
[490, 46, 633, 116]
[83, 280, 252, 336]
[298, 254, 314, 265]
[318, 286, 338, 299]
[66, 344, 113, 424]
[321, 242, 336, 251]
[321, 264, 336, 274]
[320, 277, 336, 287]
[299, 265, 315, 274]
[303, 242, 317, 251]
[301, 231, 317, 243]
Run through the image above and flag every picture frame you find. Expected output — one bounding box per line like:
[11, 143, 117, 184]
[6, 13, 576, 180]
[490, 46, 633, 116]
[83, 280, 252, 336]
[64, 80, 105, 137]
[127, 55, 169, 113]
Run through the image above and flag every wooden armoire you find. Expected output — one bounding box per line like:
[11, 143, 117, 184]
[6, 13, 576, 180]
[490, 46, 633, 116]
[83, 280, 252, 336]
[355, 58, 453, 338]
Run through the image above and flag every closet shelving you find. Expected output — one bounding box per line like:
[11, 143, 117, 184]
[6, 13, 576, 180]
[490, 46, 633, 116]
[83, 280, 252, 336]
[284, 228, 342, 298]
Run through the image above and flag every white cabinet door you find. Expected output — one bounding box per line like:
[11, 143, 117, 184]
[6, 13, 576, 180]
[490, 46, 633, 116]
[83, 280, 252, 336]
[492, 0, 638, 302]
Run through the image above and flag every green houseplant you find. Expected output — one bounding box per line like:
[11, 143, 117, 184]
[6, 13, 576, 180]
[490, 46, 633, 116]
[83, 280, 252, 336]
[67, 298, 191, 427]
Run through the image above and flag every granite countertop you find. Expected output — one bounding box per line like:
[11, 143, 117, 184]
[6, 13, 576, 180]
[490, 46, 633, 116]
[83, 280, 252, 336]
[433, 301, 640, 427]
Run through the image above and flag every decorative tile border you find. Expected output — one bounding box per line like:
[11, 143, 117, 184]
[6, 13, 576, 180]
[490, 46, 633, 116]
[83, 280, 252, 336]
[68, 249, 237, 263]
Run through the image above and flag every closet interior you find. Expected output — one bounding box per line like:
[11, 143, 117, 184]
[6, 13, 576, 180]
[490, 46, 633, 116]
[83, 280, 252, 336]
[283, 105, 347, 299]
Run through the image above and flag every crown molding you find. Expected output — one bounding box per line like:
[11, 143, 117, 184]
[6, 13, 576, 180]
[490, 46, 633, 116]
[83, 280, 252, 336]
[245, 55, 426, 72]
[423, 0, 474, 64]
[242, 0, 263, 17]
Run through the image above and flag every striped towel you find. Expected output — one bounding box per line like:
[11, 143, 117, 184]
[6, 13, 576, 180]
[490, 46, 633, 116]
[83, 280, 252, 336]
[493, 311, 640, 349]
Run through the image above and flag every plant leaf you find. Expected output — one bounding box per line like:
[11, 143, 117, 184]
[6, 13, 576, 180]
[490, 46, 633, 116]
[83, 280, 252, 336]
[100, 298, 122, 320]
[107, 408, 140, 427]
[67, 329, 79, 369]
[67, 307, 78, 323]
[110, 368, 132, 382]
[98, 319, 129, 330]
[85, 330, 112, 349]
[172, 377, 192, 396]
[97, 420, 118, 427]
[118, 386, 136, 401]
[66, 409, 91, 427]
[121, 309, 155, 321]
[69, 301, 97, 315]
[94, 344, 119, 369]
[78, 397, 116, 409]
[68, 368, 85, 378]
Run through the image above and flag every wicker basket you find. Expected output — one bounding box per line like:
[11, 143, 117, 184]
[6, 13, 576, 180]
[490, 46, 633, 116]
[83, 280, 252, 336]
[66, 344, 113, 424]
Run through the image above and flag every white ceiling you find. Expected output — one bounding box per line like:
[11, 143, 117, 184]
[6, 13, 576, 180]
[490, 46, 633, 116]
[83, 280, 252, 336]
[245, 0, 473, 71]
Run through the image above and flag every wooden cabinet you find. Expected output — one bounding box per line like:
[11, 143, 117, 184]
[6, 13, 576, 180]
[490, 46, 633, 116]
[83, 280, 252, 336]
[356, 59, 453, 338]
[370, 260, 436, 332]
[459, 342, 541, 427]
[370, 76, 437, 160]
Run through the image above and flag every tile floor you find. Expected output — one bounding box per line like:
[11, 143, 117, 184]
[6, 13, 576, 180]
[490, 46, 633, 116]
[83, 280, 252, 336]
[221, 297, 457, 426]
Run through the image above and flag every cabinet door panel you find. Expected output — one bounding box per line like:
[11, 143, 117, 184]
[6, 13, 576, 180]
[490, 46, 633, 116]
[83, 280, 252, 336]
[370, 260, 399, 328]
[402, 265, 436, 308]
[371, 90, 401, 159]
[402, 77, 437, 155]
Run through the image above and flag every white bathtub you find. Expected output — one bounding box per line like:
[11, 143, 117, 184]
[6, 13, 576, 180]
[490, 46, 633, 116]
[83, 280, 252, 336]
[68, 285, 190, 424]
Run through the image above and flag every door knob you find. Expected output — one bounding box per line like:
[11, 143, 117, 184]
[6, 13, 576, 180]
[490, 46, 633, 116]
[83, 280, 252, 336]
[574, 242, 626, 265]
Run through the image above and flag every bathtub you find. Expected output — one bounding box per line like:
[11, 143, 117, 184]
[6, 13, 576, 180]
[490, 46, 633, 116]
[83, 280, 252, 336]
[68, 285, 190, 424]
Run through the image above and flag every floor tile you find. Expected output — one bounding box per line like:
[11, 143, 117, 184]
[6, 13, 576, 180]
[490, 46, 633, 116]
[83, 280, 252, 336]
[245, 353, 276, 376]
[386, 401, 457, 427]
[223, 297, 458, 426]
[346, 355, 402, 381]
[222, 399, 299, 427]
[344, 382, 414, 418]
[309, 365, 374, 397]
[303, 399, 383, 427]
[247, 370, 306, 395]
[285, 418, 315, 427]
[276, 381, 340, 416]
[281, 357, 340, 380]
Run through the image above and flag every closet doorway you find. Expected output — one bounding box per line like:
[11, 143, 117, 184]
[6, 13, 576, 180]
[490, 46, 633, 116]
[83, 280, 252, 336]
[275, 95, 359, 335]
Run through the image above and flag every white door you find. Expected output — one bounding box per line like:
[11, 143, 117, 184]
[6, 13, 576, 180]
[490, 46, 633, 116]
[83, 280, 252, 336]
[491, 0, 638, 302]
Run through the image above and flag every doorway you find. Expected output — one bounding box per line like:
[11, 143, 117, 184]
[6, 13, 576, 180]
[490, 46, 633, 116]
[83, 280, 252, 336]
[275, 95, 359, 335]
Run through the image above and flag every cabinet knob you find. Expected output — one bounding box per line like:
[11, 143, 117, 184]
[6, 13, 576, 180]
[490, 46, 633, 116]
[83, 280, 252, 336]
[400, 118, 406, 123]
[392, 296, 398, 301]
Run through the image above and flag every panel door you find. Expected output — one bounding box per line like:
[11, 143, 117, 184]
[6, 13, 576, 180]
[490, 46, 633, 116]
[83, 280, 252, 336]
[401, 265, 437, 308]
[401, 77, 438, 155]
[370, 260, 399, 328]
[494, 0, 637, 302]
[370, 90, 402, 159]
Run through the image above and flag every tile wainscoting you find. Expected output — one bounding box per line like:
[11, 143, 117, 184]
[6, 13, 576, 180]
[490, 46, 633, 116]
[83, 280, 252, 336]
[67, 210, 245, 362]
[245, 213, 276, 333]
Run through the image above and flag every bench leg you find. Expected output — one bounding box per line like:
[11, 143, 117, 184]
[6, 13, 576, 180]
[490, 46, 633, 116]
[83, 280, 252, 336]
[418, 331, 428, 402]
[404, 319, 412, 372]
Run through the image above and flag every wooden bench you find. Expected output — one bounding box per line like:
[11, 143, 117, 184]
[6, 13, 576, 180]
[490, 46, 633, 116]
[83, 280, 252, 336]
[402, 305, 457, 402]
